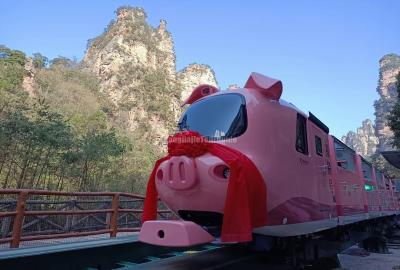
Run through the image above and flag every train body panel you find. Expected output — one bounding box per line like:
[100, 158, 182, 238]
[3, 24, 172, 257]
[139, 72, 399, 246]
[360, 158, 380, 217]
[388, 179, 399, 211]
[328, 137, 367, 225]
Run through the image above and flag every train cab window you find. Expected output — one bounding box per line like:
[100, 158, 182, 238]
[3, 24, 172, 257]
[295, 114, 308, 155]
[334, 138, 355, 171]
[178, 93, 247, 140]
[383, 176, 389, 189]
[394, 179, 400, 192]
[361, 159, 372, 180]
[315, 136, 323, 156]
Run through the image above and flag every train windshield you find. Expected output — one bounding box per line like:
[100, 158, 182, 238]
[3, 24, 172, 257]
[178, 93, 247, 140]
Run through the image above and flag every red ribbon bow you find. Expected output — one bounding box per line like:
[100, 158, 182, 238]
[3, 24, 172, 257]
[142, 131, 267, 242]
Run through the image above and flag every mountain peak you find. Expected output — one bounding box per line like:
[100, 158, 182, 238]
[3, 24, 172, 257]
[116, 6, 147, 22]
[342, 118, 378, 157]
[343, 53, 400, 156]
[82, 6, 218, 147]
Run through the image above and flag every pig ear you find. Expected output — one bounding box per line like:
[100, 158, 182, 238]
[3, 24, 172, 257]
[181, 84, 219, 106]
[244, 72, 282, 100]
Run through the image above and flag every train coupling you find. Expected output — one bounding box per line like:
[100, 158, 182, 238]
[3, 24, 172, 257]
[139, 220, 215, 247]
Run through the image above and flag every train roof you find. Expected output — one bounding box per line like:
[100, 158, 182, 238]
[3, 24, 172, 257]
[279, 99, 305, 115]
[381, 151, 400, 170]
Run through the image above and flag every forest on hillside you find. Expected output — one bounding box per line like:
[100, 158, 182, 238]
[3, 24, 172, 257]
[0, 46, 160, 193]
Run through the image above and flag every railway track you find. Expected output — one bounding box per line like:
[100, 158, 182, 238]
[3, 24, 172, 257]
[131, 232, 400, 270]
[0, 240, 224, 270]
[1, 219, 400, 270]
[0, 238, 338, 270]
[92, 243, 343, 270]
[90, 243, 225, 270]
[388, 237, 400, 250]
[0, 239, 340, 270]
[128, 245, 292, 270]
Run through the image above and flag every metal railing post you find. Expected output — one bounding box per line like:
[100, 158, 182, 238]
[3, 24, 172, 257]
[10, 191, 28, 248]
[110, 193, 119, 238]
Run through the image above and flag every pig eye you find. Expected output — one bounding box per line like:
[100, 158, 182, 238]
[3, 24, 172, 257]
[202, 88, 210, 95]
[213, 165, 230, 180]
[157, 169, 164, 181]
[223, 168, 230, 179]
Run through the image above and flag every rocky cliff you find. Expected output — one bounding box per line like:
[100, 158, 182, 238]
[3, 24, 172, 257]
[82, 7, 218, 146]
[177, 64, 218, 102]
[341, 119, 379, 157]
[374, 54, 400, 152]
[342, 54, 400, 157]
[22, 57, 35, 96]
[83, 8, 177, 102]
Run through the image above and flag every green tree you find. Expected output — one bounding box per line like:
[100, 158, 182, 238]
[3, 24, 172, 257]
[0, 46, 25, 66]
[0, 48, 166, 193]
[0, 102, 74, 189]
[32, 53, 48, 69]
[0, 46, 26, 91]
[388, 72, 400, 148]
[50, 56, 77, 68]
[64, 129, 125, 191]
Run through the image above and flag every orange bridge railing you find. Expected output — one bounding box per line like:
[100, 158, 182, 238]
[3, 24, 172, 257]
[0, 189, 173, 248]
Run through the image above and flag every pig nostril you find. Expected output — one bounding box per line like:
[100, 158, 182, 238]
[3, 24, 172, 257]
[179, 162, 185, 180]
[165, 157, 196, 190]
[156, 169, 163, 181]
[169, 162, 173, 180]
[158, 230, 165, 239]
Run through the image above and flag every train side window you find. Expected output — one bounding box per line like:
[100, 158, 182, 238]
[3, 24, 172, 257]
[315, 135, 323, 156]
[296, 114, 308, 155]
[333, 139, 355, 171]
[376, 171, 383, 185]
[361, 159, 372, 180]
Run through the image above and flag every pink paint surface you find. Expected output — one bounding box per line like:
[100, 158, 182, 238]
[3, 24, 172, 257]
[139, 220, 215, 247]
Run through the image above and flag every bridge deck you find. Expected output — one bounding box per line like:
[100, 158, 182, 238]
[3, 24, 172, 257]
[1, 233, 400, 269]
[0, 232, 138, 260]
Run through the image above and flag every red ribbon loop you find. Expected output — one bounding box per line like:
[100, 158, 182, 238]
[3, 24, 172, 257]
[167, 131, 209, 157]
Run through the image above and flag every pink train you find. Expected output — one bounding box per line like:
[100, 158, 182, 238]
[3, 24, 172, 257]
[139, 72, 400, 247]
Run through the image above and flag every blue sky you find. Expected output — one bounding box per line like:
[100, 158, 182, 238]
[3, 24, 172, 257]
[1, 0, 399, 138]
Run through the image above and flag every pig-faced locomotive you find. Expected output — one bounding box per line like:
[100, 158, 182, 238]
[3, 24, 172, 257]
[139, 72, 399, 247]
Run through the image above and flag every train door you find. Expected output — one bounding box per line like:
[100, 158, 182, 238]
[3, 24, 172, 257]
[382, 176, 390, 213]
[361, 159, 377, 214]
[375, 171, 384, 212]
[308, 121, 336, 220]
[370, 168, 381, 213]
[389, 179, 396, 211]
[293, 114, 322, 222]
